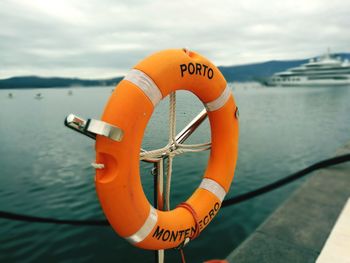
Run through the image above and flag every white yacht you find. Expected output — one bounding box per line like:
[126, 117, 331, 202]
[266, 51, 350, 87]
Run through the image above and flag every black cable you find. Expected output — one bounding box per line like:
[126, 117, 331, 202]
[0, 211, 109, 226]
[0, 153, 349, 225]
[221, 153, 350, 207]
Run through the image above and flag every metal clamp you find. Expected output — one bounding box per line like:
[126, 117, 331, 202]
[65, 114, 123, 142]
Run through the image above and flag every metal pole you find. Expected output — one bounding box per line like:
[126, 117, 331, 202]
[175, 109, 208, 144]
[153, 160, 164, 263]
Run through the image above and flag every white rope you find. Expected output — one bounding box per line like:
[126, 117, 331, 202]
[165, 92, 176, 210]
[140, 142, 211, 160]
[140, 146, 169, 159]
[169, 92, 176, 143]
[172, 146, 211, 154]
[177, 142, 211, 148]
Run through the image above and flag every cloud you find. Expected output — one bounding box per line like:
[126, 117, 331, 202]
[1, 0, 349, 78]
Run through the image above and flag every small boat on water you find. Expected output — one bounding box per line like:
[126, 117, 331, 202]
[35, 93, 43, 99]
[265, 50, 350, 87]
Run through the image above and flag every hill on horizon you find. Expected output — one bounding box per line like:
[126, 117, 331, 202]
[0, 76, 123, 89]
[1, 53, 349, 88]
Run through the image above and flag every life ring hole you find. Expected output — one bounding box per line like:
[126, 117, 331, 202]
[140, 90, 211, 209]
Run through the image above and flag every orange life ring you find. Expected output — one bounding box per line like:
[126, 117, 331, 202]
[94, 49, 239, 250]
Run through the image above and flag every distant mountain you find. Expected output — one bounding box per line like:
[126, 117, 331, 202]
[0, 76, 123, 89]
[219, 60, 307, 82]
[219, 53, 350, 82]
[1, 53, 349, 88]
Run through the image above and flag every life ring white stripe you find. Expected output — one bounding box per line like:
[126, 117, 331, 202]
[204, 85, 231, 112]
[125, 205, 158, 244]
[199, 178, 226, 202]
[124, 69, 163, 106]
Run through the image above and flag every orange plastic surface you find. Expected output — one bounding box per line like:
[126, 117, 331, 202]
[95, 49, 239, 250]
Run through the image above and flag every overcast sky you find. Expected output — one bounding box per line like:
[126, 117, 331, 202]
[1, 0, 349, 79]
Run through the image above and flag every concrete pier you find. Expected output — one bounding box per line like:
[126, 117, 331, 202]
[227, 142, 350, 263]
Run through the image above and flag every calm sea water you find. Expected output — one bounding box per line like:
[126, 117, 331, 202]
[0, 84, 350, 262]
